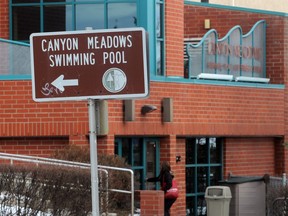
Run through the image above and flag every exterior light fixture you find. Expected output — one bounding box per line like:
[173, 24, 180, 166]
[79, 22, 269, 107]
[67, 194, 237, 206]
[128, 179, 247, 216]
[204, 19, 211, 29]
[162, 98, 173, 122]
[141, 105, 157, 115]
[124, 100, 135, 121]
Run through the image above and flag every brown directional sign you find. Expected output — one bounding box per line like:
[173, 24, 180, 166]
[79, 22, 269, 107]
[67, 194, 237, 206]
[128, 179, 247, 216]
[30, 28, 149, 102]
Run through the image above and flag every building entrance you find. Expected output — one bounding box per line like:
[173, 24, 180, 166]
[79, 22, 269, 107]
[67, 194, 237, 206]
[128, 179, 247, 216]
[115, 137, 160, 190]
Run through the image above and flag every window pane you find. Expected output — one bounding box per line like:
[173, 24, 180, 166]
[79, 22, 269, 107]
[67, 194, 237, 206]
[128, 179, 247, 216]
[12, 0, 39, 3]
[186, 196, 196, 216]
[133, 139, 142, 166]
[186, 167, 195, 193]
[156, 1, 164, 76]
[108, 3, 137, 29]
[156, 41, 163, 75]
[210, 166, 222, 185]
[114, 140, 119, 155]
[44, 0, 72, 2]
[197, 196, 207, 216]
[146, 141, 156, 188]
[197, 138, 208, 164]
[133, 169, 143, 190]
[44, 5, 72, 32]
[12, 6, 40, 41]
[76, 0, 101, 1]
[76, 4, 104, 30]
[210, 137, 221, 163]
[122, 139, 130, 164]
[197, 167, 208, 192]
[156, 3, 163, 38]
[186, 139, 195, 164]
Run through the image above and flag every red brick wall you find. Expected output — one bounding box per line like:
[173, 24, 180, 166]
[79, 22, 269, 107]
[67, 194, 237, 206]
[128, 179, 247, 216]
[0, 81, 88, 138]
[0, 80, 90, 157]
[110, 82, 284, 137]
[0, 0, 8, 38]
[184, 4, 287, 84]
[0, 80, 284, 154]
[0, 136, 69, 157]
[136, 190, 164, 215]
[224, 137, 275, 177]
[284, 13, 288, 175]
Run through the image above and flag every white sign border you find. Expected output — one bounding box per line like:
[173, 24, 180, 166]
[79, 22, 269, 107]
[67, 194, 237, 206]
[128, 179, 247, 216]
[30, 27, 149, 102]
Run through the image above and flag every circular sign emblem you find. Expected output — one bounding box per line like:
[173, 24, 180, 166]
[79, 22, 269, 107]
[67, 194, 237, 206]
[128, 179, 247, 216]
[102, 68, 127, 93]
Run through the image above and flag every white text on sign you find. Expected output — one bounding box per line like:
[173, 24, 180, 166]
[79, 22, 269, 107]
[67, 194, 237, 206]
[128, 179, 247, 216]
[40, 35, 133, 67]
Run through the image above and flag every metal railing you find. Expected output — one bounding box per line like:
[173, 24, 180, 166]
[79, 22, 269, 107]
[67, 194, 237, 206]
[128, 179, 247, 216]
[272, 197, 288, 216]
[268, 173, 288, 216]
[0, 38, 31, 79]
[0, 152, 134, 216]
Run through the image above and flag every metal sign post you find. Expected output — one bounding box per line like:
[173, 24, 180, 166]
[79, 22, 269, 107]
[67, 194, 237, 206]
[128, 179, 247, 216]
[29, 28, 149, 216]
[88, 99, 100, 216]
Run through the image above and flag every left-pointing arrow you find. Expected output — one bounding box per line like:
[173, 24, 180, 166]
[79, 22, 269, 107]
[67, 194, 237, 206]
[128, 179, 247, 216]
[51, 75, 79, 92]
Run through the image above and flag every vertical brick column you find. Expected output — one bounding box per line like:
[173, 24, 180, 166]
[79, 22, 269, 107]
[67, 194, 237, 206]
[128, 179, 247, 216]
[135, 190, 164, 216]
[160, 135, 186, 216]
[0, 0, 9, 38]
[284, 17, 288, 174]
[97, 134, 115, 154]
[275, 138, 285, 175]
[174, 138, 186, 215]
[165, 0, 184, 77]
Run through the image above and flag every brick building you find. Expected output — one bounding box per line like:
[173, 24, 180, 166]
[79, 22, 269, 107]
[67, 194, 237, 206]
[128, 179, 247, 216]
[189, 0, 288, 13]
[0, 0, 287, 215]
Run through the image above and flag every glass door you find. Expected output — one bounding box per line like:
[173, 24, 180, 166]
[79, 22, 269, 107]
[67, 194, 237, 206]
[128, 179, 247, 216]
[145, 139, 160, 190]
[115, 138, 160, 190]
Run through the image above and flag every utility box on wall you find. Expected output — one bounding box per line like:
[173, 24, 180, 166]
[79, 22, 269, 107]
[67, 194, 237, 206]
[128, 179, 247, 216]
[220, 176, 266, 216]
